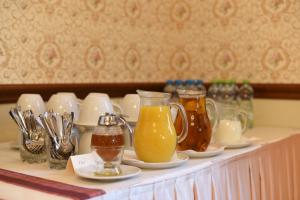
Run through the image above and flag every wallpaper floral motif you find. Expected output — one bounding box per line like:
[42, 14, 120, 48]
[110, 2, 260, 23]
[0, 0, 300, 83]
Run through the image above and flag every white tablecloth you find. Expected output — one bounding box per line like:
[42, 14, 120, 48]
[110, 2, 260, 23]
[0, 127, 300, 200]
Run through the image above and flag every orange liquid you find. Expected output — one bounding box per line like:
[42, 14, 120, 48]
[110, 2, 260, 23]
[134, 106, 177, 162]
[175, 96, 212, 151]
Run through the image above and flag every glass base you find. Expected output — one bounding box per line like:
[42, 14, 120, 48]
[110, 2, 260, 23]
[20, 147, 47, 164]
[95, 163, 122, 176]
[48, 158, 68, 170]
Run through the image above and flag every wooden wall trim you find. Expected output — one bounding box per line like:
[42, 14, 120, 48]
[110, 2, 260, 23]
[1, 83, 300, 103]
[251, 83, 300, 100]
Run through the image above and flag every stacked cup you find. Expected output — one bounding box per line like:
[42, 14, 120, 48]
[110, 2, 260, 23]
[47, 92, 80, 121]
[120, 94, 140, 149]
[75, 93, 122, 154]
[121, 94, 140, 123]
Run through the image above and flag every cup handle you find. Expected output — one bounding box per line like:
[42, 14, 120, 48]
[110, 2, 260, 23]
[112, 103, 123, 115]
[170, 103, 188, 143]
[206, 98, 218, 132]
[238, 110, 248, 134]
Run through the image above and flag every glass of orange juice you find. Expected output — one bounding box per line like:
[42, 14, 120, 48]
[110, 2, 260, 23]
[133, 90, 188, 162]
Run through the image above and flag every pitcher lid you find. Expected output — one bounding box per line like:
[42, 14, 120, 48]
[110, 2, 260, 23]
[136, 90, 171, 99]
[177, 89, 206, 97]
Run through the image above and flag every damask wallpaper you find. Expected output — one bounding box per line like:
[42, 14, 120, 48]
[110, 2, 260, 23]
[0, 0, 300, 83]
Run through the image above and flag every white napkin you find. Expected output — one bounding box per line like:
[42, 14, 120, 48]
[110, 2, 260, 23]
[68, 151, 104, 172]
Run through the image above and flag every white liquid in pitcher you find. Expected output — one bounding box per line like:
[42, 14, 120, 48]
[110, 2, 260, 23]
[215, 120, 242, 145]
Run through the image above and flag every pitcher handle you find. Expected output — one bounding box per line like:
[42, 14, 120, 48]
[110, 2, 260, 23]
[170, 103, 188, 143]
[206, 98, 218, 132]
[238, 110, 248, 134]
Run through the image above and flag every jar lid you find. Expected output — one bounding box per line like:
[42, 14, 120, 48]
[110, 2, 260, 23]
[98, 113, 118, 126]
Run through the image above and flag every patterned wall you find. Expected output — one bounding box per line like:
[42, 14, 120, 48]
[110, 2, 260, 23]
[0, 0, 300, 84]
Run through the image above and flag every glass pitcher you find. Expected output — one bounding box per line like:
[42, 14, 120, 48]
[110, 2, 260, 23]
[214, 103, 248, 145]
[175, 89, 218, 152]
[134, 90, 188, 162]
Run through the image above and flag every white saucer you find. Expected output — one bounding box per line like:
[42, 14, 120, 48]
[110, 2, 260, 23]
[74, 164, 141, 181]
[178, 144, 225, 158]
[122, 150, 189, 169]
[223, 137, 252, 149]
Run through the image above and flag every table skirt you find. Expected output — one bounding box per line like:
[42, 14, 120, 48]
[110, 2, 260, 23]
[102, 134, 300, 200]
[1, 128, 299, 200]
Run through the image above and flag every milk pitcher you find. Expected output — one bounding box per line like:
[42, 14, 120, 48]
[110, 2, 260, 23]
[214, 103, 248, 145]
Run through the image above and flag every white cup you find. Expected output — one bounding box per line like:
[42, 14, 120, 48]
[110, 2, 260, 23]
[77, 93, 122, 126]
[214, 119, 243, 145]
[17, 94, 46, 116]
[77, 127, 93, 154]
[47, 93, 80, 121]
[57, 92, 79, 101]
[121, 94, 140, 122]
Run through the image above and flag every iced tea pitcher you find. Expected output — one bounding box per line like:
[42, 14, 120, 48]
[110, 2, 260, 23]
[134, 90, 188, 162]
[175, 89, 218, 152]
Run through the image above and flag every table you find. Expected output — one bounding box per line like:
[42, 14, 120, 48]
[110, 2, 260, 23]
[1, 127, 300, 200]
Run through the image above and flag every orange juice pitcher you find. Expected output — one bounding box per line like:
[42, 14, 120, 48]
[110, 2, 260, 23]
[134, 90, 188, 162]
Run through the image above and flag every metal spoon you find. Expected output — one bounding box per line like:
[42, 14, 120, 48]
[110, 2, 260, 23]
[57, 112, 74, 157]
[22, 110, 45, 154]
[40, 112, 75, 159]
[9, 108, 27, 134]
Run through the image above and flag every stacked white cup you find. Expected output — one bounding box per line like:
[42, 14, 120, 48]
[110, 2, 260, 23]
[121, 94, 140, 123]
[76, 93, 122, 126]
[47, 92, 80, 121]
[75, 93, 122, 154]
[17, 94, 46, 117]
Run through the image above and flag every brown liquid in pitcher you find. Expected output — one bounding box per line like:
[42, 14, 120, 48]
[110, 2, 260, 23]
[175, 96, 212, 152]
[91, 134, 124, 162]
